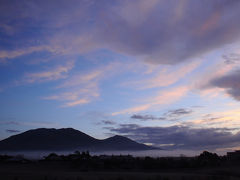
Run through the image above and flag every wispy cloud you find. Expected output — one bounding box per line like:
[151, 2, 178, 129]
[0, 120, 58, 128]
[131, 108, 193, 122]
[57, 69, 104, 89]
[61, 98, 90, 107]
[131, 114, 166, 121]
[6, 129, 20, 133]
[164, 108, 193, 118]
[183, 108, 240, 129]
[20, 60, 75, 84]
[125, 61, 200, 89]
[44, 81, 99, 108]
[112, 86, 189, 115]
[0, 46, 49, 63]
[44, 62, 120, 107]
[189, 50, 240, 99]
[102, 120, 116, 125]
[0, 121, 19, 125]
[0, 60, 75, 92]
[223, 53, 240, 65]
[79, 111, 114, 125]
[112, 104, 151, 116]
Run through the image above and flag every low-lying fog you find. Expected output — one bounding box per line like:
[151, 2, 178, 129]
[0, 149, 227, 160]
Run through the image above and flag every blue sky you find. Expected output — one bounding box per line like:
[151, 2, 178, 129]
[1, 0, 240, 151]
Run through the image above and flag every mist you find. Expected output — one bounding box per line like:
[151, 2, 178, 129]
[0, 149, 227, 160]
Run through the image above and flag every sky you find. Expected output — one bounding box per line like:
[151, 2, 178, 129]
[1, 0, 240, 152]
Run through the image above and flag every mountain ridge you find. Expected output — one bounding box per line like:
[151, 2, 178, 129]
[0, 128, 158, 151]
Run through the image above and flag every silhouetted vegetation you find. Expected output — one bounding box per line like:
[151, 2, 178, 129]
[1, 151, 240, 179]
[36, 150, 238, 171]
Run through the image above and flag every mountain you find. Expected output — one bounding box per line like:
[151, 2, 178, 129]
[0, 128, 157, 151]
[100, 135, 152, 150]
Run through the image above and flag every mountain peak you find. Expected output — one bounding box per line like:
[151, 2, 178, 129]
[0, 128, 157, 151]
[111, 135, 126, 139]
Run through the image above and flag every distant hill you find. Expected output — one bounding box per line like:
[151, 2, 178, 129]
[0, 128, 157, 151]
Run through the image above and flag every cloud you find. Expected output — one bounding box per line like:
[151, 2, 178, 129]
[44, 62, 120, 107]
[223, 53, 240, 65]
[124, 61, 200, 89]
[112, 104, 151, 116]
[0, 121, 19, 125]
[109, 124, 240, 150]
[164, 108, 193, 117]
[96, 0, 240, 64]
[19, 61, 74, 84]
[102, 120, 116, 125]
[183, 109, 240, 129]
[131, 114, 166, 121]
[191, 52, 240, 99]
[208, 70, 240, 101]
[0, 60, 75, 92]
[0, 120, 58, 128]
[78, 111, 115, 126]
[6, 129, 20, 133]
[0, 46, 49, 63]
[131, 108, 193, 122]
[112, 86, 189, 115]
[57, 69, 104, 89]
[44, 84, 99, 108]
[1, 0, 240, 65]
[184, 115, 227, 128]
[62, 98, 90, 107]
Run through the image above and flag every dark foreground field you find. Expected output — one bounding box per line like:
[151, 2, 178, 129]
[1, 162, 240, 180]
[1, 151, 240, 180]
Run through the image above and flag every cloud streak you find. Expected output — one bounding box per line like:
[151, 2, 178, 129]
[131, 108, 193, 122]
[112, 86, 189, 115]
[21, 61, 75, 84]
[209, 70, 240, 101]
[164, 108, 193, 118]
[6, 129, 20, 133]
[131, 114, 166, 121]
[223, 53, 240, 65]
[0, 120, 58, 128]
[125, 61, 200, 89]
[109, 124, 240, 150]
[44, 62, 120, 107]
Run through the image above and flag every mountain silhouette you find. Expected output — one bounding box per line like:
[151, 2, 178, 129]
[0, 128, 157, 151]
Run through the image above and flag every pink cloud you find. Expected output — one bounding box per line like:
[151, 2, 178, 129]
[112, 86, 189, 115]
[21, 61, 74, 84]
[44, 62, 122, 107]
[125, 60, 200, 89]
